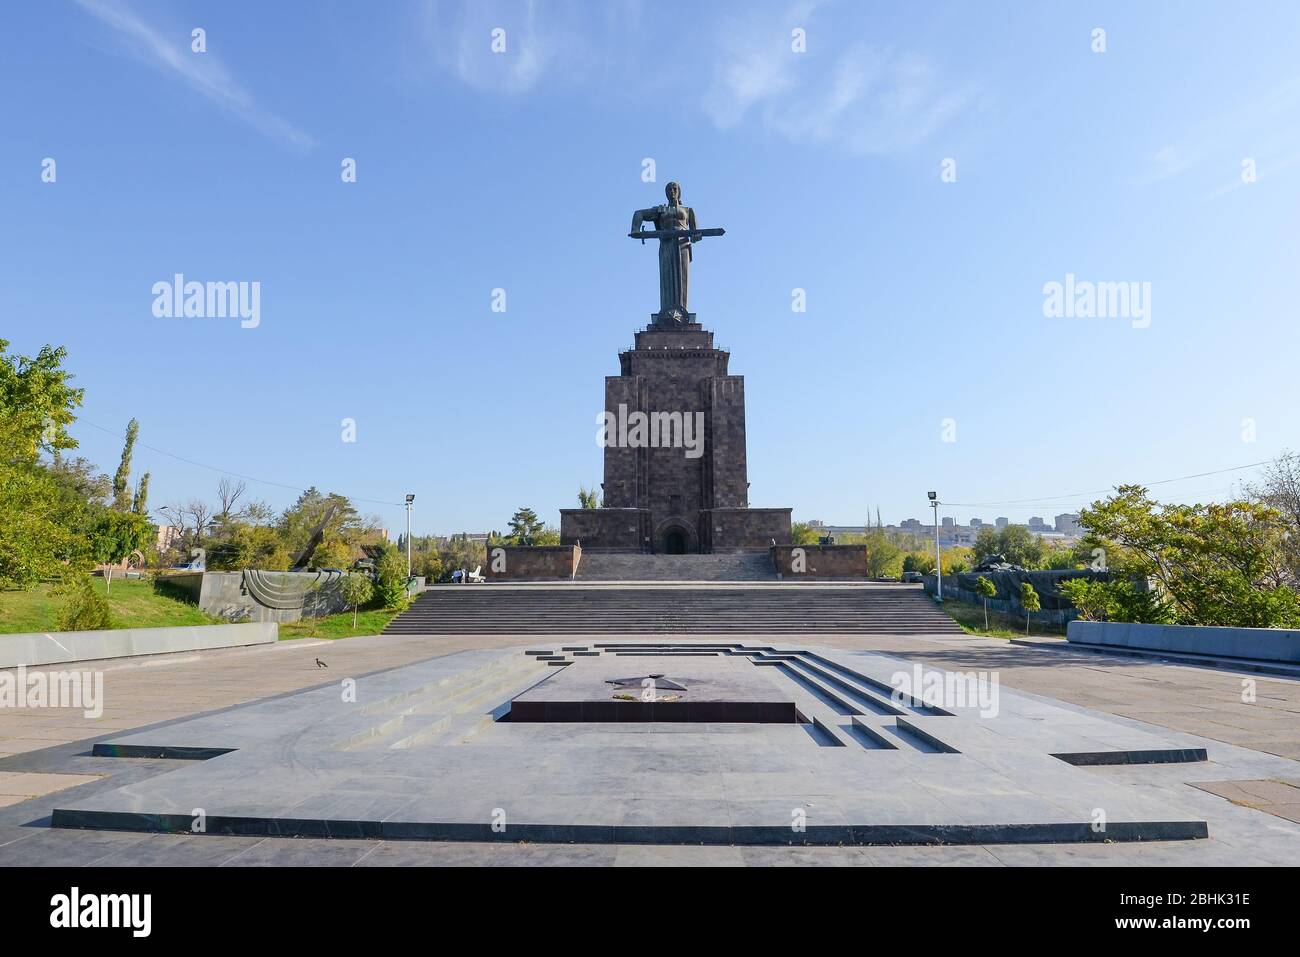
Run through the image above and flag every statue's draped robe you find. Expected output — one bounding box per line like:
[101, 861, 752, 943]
[648, 203, 697, 320]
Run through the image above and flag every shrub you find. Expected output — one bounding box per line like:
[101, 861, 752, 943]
[56, 573, 112, 631]
[1057, 577, 1173, 624]
[373, 543, 410, 609]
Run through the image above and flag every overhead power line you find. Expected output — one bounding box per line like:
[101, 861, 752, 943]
[78, 419, 405, 508]
[941, 458, 1274, 508]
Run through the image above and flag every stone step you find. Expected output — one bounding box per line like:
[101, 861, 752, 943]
[383, 586, 965, 636]
[573, 551, 775, 582]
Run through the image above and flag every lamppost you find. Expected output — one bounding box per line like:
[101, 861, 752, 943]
[404, 494, 415, 579]
[928, 491, 942, 601]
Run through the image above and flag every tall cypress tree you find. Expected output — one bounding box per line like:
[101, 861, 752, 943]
[112, 418, 139, 510]
[132, 471, 151, 515]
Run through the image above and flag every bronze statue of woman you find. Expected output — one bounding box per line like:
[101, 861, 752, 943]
[629, 182, 710, 324]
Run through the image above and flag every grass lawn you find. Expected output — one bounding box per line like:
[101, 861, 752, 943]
[936, 596, 1066, 640]
[277, 606, 405, 640]
[0, 578, 220, 634]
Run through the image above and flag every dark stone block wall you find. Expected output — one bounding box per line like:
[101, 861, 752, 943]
[770, 545, 870, 578]
[559, 508, 648, 550]
[484, 545, 581, 581]
[703, 507, 793, 551]
[561, 319, 791, 552]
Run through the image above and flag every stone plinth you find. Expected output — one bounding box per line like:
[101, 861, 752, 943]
[483, 545, 581, 581]
[771, 544, 870, 578]
[560, 321, 791, 553]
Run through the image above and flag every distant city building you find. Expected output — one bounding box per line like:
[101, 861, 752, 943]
[156, 524, 180, 552]
[1054, 513, 1081, 535]
[1028, 516, 1047, 531]
[784, 512, 1081, 552]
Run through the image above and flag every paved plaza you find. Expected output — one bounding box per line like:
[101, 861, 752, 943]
[2, 627, 1298, 866]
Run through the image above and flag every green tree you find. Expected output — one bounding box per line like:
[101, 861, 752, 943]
[941, 547, 974, 575]
[1039, 542, 1080, 570]
[311, 538, 354, 570]
[339, 572, 374, 627]
[1244, 450, 1300, 585]
[974, 576, 997, 631]
[0, 340, 83, 459]
[132, 471, 151, 515]
[577, 486, 601, 509]
[424, 535, 486, 583]
[277, 487, 370, 566]
[791, 522, 820, 546]
[0, 341, 87, 587]
[1019, 581, 1041, 635]
[1057, 578, 1109, 622]
[998, 525, 1045, 569]
[0, 462, 87, 588]
[373, 542, 410, 608]
[902, 552, 934, 575]
[1080, 485, 1300, 628]
[56, 573, 112, 631]
[207, 524, 290, 571]
[111, 418, 139, 510]
[507, 507, 544, 546]
[862, 529, 903, 578]
[89, 508, 152, 592]
[973, 527, 999, 563]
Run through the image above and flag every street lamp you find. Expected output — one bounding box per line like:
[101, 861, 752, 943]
[928, 491, 942, 602]
[404, 494, 415, 579]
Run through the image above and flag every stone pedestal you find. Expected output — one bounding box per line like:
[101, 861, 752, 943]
[560, 320, 790, 553]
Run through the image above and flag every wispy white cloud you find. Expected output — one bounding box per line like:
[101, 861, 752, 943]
[419, 0, 579, 96]
[74, 0, 314, 150]
[1143, 76, 1300, 194]
[1145, 144, 1199, 184]
[415, 0, 972, 156]
[701, 6, 974, 156]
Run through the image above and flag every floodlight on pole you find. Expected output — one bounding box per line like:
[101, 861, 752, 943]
[404, 494, 415, 580]
[928, 491, 942, 602]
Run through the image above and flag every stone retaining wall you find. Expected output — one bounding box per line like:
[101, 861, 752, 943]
[156, 570, 351, 622]
[770, 545, 869, 578]
[0, 621, 278, 668]
[484, 545, 580, 581]
[1068, 620, 1300, 664]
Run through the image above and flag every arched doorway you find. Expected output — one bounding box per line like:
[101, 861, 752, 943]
[664, 529, 688, 554]
[654, 517, 698, 554]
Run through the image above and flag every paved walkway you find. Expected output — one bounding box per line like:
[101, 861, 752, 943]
[2, 629, 1298, 865]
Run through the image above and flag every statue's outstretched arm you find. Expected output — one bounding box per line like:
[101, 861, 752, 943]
[630, 208, 656, 233]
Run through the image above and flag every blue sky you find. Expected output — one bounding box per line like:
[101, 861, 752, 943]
[3, 0, 1299, 535]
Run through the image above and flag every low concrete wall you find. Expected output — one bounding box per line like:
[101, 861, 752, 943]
[771, 545, 867, 578]
[1068, 620, 1300, 664]
[0, 622, 278, 669]
[485, 545, 580, 581]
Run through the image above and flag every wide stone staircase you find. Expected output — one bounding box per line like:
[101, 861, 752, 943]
[573, 551, 775, 581]
[383, 584, 965, 636]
